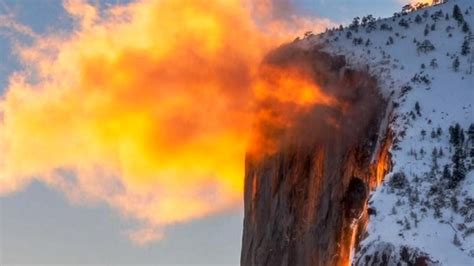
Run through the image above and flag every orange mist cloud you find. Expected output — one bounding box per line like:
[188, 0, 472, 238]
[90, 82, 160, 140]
[249, 63, 338, 155]
[0, 0, 333, 244]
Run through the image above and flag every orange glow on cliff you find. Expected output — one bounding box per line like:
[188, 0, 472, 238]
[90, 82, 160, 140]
[250, 64, 338, 156]
[400, 0, 435, 6]
[0, 0, 334, 244]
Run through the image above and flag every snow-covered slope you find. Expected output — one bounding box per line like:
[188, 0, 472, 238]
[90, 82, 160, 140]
[308, 0, 474, 264]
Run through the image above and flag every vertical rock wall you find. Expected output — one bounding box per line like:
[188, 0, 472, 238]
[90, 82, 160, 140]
[241, 44, 391, 266]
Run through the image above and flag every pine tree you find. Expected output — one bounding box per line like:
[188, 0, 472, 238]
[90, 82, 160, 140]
[432, 148, 439, 171]
[387, 36, 394, 45]
[449, 123, 462, 146]
[417, 40, 435, 53]
[469, 124, 474, 157]
[350, 17, 360, 32]
[448, 126, 467, 189]
[346, 30, 352, 39]
[361, 16, 368, 27]
[432, 10, 443, 21]
[450, 195, 458, 212]
[442, 164, 451, 180]
[415, 102, 421, 116]
[404, 217, 411, 230]
[391, 206, 397, 215]
[453, 57, 460, 72]
[380, 23, 391, 31]
[399, 18, 409, 29]
[367, 19, 377, 32]
[462, 22, 470, 33]
[453, 4, 464, 25]
[462, 39, 470, 56]
[451, 146, 466, 188]
[430, 58, 438, 69]
[424, 24, 430, 36]
[423, 10, 429, 18]
[453, 234, 462, 247]
[415, 14, 423, 24]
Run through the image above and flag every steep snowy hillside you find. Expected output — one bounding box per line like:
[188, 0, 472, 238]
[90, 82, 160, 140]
[307, 0, 474, 264]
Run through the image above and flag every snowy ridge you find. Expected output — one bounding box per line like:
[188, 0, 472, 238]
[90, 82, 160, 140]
[307, 0, 474, 264]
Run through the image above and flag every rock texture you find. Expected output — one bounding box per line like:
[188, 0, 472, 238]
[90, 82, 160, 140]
[241, 44, 392, 266]
[354, 241, 439, 266]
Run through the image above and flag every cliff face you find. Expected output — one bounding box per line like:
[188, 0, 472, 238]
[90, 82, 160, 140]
[241, 44, 391, 266]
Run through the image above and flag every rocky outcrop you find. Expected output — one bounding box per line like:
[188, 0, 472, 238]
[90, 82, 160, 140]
[354, 241, 439, 266]
[241, 44, 392, 266]
[343, 177, 369, 226]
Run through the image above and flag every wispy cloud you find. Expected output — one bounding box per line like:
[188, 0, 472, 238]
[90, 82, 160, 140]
[0, 15, 38, 39]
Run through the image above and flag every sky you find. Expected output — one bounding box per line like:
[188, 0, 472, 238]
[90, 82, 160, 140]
[0, 0, 409, 265]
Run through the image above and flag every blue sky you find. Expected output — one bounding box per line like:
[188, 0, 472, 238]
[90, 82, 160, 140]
[0, 0, 406, 264]
[295, 0, 401, 21]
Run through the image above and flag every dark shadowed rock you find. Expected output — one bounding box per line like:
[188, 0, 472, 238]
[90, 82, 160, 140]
[241, 43, 391, 266]
[354, 241, 439, 266]
[343, 177, 369, 225]
[367, 207, 377, 216]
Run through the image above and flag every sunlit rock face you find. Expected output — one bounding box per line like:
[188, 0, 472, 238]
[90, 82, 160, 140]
[241, 43, 391, 266]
